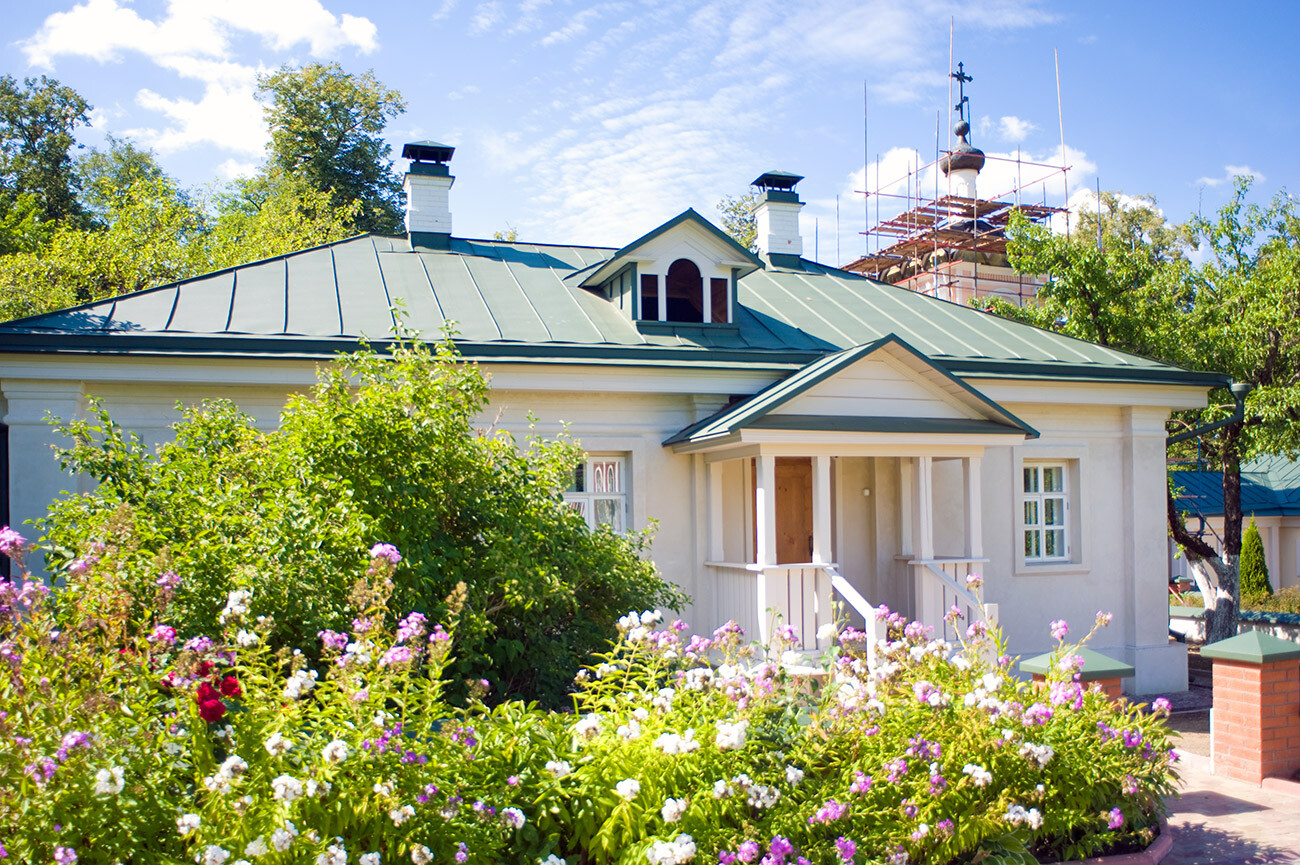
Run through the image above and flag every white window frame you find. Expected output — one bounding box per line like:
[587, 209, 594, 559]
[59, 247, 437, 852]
[1022, 462, 1070, 562]
[1012, 446, 1088, 576]
[563, 455, 629, 532]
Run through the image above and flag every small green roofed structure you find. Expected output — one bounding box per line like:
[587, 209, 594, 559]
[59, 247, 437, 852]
[1200, 630, 1300, 664]
[401, 140, 455, 163]
[752, 170, 804, 192]
[1020, 648, 1135, 682]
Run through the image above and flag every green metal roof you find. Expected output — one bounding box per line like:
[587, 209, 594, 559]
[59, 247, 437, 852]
[1172, 454, 1300, 518]
[0, 222, 1230, 388]
[1201, 630, 1300, 664]
[664, 335, 1038, 446]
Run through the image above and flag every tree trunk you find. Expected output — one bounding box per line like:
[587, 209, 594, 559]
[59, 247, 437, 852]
[1206, 426, 1244, 643]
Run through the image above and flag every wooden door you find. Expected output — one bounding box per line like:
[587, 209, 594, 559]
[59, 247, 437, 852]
[775, 457, 813, 564]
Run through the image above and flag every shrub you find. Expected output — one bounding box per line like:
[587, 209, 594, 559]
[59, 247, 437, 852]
[1239, 518, 1274, 596]
[42, 333, 685, 707]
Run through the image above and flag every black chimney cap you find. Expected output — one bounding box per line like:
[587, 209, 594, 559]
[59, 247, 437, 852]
[751, 170, 804, 192]
[402, 140, 455, 163]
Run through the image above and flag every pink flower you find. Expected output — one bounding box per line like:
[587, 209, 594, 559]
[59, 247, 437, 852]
[379, 645, 415, 667]
[0, 527, 27, 555]
[1049, 619, 1069, 641]
[737, 841, 760, 863]
[53, 847, 76, 865]
[1108, 807, 1124, 830]
[319, 629, 349, 651]
[148, 625, 177, 645]
[396, 612, 428, 643]
[156, 571, 181, 591]
[809, 800, 847, 824]
[369, 543, 402, 564]
[1096, 610, 1114, 627]
[1152, 697, 1172, 714]
[834, 838, 856, 862]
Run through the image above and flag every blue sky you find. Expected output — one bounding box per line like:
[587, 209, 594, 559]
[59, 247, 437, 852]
[4, 0, 1294, 262]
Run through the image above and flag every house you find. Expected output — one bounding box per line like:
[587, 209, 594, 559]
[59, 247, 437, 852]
[0, 140, 1228, 694]
[1170, 456, 1300, 591]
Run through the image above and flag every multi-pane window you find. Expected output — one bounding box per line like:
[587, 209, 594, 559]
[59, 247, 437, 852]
[1023, 463, 1068, 561]
[564, 457, 627, 532]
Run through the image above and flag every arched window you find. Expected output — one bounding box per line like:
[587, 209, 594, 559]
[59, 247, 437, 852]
[665, 258, 704, 322]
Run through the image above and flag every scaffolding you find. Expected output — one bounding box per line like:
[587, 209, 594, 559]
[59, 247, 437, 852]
[843, 148, 1071, 307]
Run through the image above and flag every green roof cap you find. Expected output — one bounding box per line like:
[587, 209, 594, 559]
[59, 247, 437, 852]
[1020, 647, 1135, 681]
[1201, 630, 1300, 664]
[403, 141, 455, 163]
[752, 170, 804, 191]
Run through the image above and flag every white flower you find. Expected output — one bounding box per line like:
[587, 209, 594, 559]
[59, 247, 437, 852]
[1018, 742, 1055, 769]
[714, 719, 748, 751]
[682, 668, 714, 691]
[542, 857, 566, 865]
[661, 797, 688, 823]
[264, 732, 294, 756]
[817, 621, 839, 641]
[1005, 804, 1043, 829]
[502, 807, 526, 829]
[219, 589, 252, 624]
[389, 805, 415, 826]
[199, 846, 231, 865]
[360, 856, 381, 865]
[545, 760, 572, 778]
[95, 766, 125, 795]
[372, 780, 394, 797]
[632, 707, 650, 721]
[232, 861, 251, 865]
[618, 611, 642, 631]
[642, 609, 663, 625]
[282, 668, 318, 699]
[745, 784, 780, 809]
[244, 838, 269, 857]
[712, 779, 733, 799]
[646, 834, 697, 865]
[655, 729, 699, 755]
[962, 763, 993, 787]
[305, 778, 332, 799]
[410, 847, 432, 865]
[321, 739, 351, 764]
[316, 841, 347, 865]
[652, 688, 675, 712]
[236, 629, 259, 647]
[617, 719, 642, 740]
[271, 774, 304, 802]
[177, 813, 201, 836]
[574, 713, 602, 739]
[615, 778, 641, 800]
[270, 822, 298, 852]
[785, 765, 805, 786]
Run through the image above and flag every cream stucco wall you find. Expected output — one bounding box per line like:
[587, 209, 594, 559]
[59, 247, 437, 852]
[0, 356, 1207, 693]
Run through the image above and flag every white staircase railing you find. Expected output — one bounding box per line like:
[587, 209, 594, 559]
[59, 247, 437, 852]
[909, 557, 998, 643]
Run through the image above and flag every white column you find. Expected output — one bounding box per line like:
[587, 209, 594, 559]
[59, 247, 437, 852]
[963, 456, 984, 559]
[755, 455, 776, 568]
[913, 456, 935, 561]
[707, 459, 725, 562]
[812, 455, 832, 564]
[899, 458, 914, 557]
[3, 380, 86, 577]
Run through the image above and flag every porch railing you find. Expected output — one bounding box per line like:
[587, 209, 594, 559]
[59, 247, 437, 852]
[908, 557, 998, 643]
[706, 562, 884, 656]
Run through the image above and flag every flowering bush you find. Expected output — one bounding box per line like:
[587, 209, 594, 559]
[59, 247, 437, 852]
[2, 534, 1176, 864]
[43, 331, 684, 707]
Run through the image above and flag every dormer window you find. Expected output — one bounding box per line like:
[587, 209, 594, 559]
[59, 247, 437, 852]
[577, 209, 762, 327]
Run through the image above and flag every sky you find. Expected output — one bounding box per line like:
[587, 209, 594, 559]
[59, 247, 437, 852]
[4, 0, 1296, 264]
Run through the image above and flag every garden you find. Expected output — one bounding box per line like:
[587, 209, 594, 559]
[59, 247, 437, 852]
[0, 337, 1178, 864]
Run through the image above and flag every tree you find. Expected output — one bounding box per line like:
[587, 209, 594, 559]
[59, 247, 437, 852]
[205, 170, 362, 270]
[74, 134, 170, 226]
[979, 180, 1300, 642]
[493, 224, 519, 242]
[1239, 518, 1273, 597]
[718, 191, 758, 252]
[0, 75, 91, 227]
[257, 63, 406, 236]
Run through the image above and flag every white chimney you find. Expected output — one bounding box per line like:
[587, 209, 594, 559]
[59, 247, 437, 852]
[402, 141, 455, 249]
[751, 170, 805, 257]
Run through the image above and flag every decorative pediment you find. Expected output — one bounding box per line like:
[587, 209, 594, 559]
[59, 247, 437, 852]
[664, 334, 1038, 449]
[576, 209, 762, 289]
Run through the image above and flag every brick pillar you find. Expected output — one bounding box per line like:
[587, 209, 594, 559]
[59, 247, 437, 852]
[1030, 673, 1124, 700]
[1020, 647, 1134, 702]
[1202, 632, 1300, 785]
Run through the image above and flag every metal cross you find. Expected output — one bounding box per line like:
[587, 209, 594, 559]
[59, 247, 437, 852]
[951, 61, 973, 121]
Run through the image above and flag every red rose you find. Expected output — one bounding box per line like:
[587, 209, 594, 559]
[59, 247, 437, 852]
[219, 676, 242, 698]
[195, 661, 214, 678]
[195, 681, 221, 703]
[198, 698, 226, 723]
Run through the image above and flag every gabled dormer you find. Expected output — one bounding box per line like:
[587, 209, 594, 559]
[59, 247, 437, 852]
[572, 209, 763, 326]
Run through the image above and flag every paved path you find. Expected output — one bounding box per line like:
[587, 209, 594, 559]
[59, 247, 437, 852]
[1164, 751, 1300, 864]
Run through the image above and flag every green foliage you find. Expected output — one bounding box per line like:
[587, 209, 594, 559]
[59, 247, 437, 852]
[493, 225, 520, 242]
[717, 192, 758, 253]
[0, 74, 90, 226]
[43, 333, 683, 707]
[205, 170, 362, 269]
[0, 191, 55, 255]
[258, 62, 406, 235]
[74, 135, 170, 226]
[1239, 518, 1273, 596]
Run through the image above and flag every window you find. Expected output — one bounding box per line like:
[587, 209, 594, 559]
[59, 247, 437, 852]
[640, 274, 660, 321]
[710, 277, 729, 323]
[1023, 463, 1068, 561]
[564, 456, 627, 532]
[665, 258, 704, 322]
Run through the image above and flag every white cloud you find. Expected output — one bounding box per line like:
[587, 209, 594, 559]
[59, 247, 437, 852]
[432, 0, 459, 21]
[1196, 164, 1264, 188]
[217, 158, 260, 179]
[447, 84, 481, 101]
[997, 115, 1036, 142]
[469, 2, 505, 34]
[539, 7, 604, 46]
[21, 0, 377, 156]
